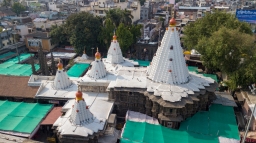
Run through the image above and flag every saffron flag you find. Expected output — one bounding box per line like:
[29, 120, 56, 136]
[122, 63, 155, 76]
[169, 0, 175, 4]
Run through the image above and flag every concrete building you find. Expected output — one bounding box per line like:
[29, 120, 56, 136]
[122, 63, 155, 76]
[92, 0, 141, 23]
[25, 32, 56, 52]
[0, 28, 15, 48]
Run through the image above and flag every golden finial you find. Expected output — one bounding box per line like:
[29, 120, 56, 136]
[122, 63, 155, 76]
[95, 47, 101, 59]
[113, 32, 117, 40]
[57, 58, 63, 70]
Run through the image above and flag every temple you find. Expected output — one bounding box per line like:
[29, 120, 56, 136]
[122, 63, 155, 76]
[70, 91, 94, 125]
[32, 18, 218, 132]
[87, 48, 107, 79]
[53, 60, 72, 90]
[81, 50, 89, 60]
[53, 91, 115, 143]
[105, 33, 124, 64]
[147, 18, 189, 84]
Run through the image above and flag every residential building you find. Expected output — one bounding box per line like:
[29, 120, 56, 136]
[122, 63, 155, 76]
[92, 0, 141, 23]
[0, 7, 16, 18]
[25, 32, 55, 52]
[0, 28, 15, 48]
[39, 11, 58, 20]
[13, 25, 30, 42]
[140, 5, 149, 20]
[33, 18, 64, 31]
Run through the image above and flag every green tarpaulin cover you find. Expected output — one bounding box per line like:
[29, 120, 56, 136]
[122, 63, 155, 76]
[121, 104, 239, 143]
[0, 100, 52, 134]
[0, 52, 16, 60]
[0, 53, 39, 76]
[135, 60, 151, 67]
[67, 63, 90, 77]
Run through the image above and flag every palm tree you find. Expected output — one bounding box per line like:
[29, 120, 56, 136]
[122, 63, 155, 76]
[120, 9, 134, 25]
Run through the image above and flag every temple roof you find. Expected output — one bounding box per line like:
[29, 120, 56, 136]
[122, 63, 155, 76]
[106, 33, 124, 64]
[70, 91, 94, 125]
[87, 49, 107, 79]
[53, 61, 72, 90]
[147, 18, 189, 85]
[81, 50, 89, 60]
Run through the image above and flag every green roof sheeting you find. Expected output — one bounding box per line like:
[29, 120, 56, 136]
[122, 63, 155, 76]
[0, 52, 16, 60]
[67, 63, 90, 77]
[135, 60, 151, 67]
[121, 104, 239, 143]
[0, 53, 39, 76]
[5, 53, 32, 64]
[0, 100, 52, 134]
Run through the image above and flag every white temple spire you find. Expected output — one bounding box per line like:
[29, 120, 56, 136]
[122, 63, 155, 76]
[81, 48, 88, 60]
[53, 59, 72, 90]
[106, 32, 124, 64]
[70, 91, 94, 125]
[87, 48, 107, 79]
[147, 18, 189, 85]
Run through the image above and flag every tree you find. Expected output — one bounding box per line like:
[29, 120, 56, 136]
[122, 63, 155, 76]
[98, 18, 115, 52]
[197, 27, 256, 90]
[66, 12, 102, 54]
[116, 23, 133, 54]
[50, 25, 68, 45]
[120, 9, 134, 26]
[51, 51, 56, 75]
[12, 2, 26, 16]
[183, 11, 252, 50]
[30, 55, 36, 75]
[105, 9, 134, 27]
[129, 24, 142, 44]
[139, 0, 145, 6]
[1, 0, 11, 6]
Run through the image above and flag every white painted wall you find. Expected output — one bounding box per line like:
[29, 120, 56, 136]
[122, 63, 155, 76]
[16, 25, 29, 41]
[48, 2, 60, 12]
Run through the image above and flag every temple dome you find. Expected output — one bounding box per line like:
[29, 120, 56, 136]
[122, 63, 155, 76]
[53, 60, 72, 90]
[87, 49, 107, 79]
[169, 18, 176, 27]
[70, 91, 94, 125]
[106, 33, 124, 64]
[147, 20, 189, 85]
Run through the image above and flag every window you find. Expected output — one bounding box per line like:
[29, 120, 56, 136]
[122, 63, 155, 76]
[99, 10, 103, 14]
[170, 108, 173, 113]
[167, 122, 173, 128]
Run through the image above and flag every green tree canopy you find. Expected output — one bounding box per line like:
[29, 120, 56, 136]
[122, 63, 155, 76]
[65, 12, 102, 54]
[139, 0, 145, 6]
[50, 25, 68, 45]
[1, 0, 11, 6]
[116, 23, 133, 53]
[197, 27, 256, 90]
[129, 24, 142, 44]
[183, 11, 252, 50]
[105, 9, 133, 27]
[12, 2, 26, 16]
[98, 18, 115, 52]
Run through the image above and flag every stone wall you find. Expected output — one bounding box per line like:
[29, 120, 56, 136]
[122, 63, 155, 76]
[109, 87, 216, 129]
[80, 85, 107, 93]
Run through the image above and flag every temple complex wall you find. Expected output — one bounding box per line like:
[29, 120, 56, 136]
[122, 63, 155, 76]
[109, 87, 216, 129]
[79, 85, 107, 93]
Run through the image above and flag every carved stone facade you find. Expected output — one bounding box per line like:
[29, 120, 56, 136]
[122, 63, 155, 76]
[105, 86, 217, 129]
[80, 85, 107, 93]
